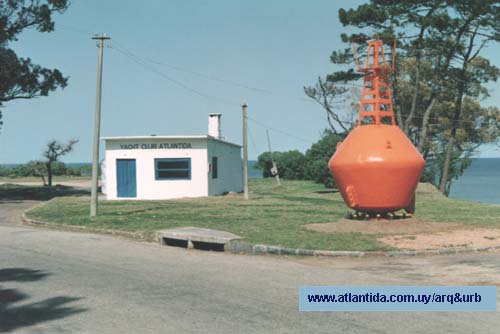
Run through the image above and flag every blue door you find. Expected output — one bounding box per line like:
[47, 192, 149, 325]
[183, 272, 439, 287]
[116, 159, 137, 198]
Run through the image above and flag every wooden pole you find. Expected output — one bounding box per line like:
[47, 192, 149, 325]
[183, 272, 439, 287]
[266, 129, 281, 185]
[90, 33, 110, 217]
[242, 103, 249, 199]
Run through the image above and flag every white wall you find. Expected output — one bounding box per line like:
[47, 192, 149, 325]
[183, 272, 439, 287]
[207, 139, 243, 195]
[105, 138, 208, 200]
[208, 114, 221, 138]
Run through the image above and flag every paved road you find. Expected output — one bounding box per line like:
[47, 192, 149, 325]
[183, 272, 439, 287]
[1, 201, 499, 333]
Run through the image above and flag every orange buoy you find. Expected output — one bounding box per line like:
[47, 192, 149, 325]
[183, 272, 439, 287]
[329, 38, 425, 214]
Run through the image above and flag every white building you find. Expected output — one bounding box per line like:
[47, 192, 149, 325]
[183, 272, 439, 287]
[102, 114, 243, 200]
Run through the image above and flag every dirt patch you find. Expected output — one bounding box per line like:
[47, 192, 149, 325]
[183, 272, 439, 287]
[415, 182, 444, 197]
[306, 218, 467, 235]
[379, 229, 500, 250]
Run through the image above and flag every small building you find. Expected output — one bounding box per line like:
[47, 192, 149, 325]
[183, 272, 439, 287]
[101, 114, 243, 200]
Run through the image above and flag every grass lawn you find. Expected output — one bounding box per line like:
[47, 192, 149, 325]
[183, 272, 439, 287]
[23, 179, 500, 251]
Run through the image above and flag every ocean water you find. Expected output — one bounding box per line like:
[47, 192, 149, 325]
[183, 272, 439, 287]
[449, 158, 500, 205]
[248, 160, 263, 179]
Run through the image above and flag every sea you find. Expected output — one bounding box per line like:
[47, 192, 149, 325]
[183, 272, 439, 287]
[448, 158, 500, 205]
[2, 159, 499, 205]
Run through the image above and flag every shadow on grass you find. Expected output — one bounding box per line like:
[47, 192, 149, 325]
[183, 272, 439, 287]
[314, 189, 339, 194]
[0, 268, 86, 333]
[280, 195, 336, 205]
[0, 184, 89, 201]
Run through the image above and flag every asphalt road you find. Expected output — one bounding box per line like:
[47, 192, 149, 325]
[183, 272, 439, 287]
[1, 200, 499, 333]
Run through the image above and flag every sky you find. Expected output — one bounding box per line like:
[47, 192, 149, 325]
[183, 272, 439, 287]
[1, 0, 500, 163]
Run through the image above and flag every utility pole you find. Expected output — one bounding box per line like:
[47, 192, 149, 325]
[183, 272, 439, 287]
[90, 33, 110, 217]
[242, 103, 249, 200]
[266, 129, 281, 186]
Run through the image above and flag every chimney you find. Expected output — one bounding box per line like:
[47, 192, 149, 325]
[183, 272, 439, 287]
[208, 113, 222, 139]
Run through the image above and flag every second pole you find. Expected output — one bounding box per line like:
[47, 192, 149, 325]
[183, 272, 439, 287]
[90, 33, 110, 217]
[242, 103, 249, 200]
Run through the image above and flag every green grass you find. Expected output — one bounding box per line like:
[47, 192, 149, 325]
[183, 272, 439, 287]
[417, 188, 500, 227]
[24, 179, 500, 251]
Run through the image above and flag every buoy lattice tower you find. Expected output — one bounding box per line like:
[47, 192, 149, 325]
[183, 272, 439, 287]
[355, 38, 396, 126]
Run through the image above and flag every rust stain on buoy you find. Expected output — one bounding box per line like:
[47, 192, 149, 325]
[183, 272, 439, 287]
[329, 37, 425, 214]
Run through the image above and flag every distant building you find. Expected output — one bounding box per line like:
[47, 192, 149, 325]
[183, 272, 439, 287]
[101, 114, 243, 200]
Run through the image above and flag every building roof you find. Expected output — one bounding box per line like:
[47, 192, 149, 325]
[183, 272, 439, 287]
[101, 135, 241, 148]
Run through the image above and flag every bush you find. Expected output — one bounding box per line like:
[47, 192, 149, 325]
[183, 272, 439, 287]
[304, 130, 342, 188]
[277, 150, 307, 179]
[256, 150, 306, 180]
[79, 164, 93, 176]
[10, 161, 70, 178]
[255, 129, 342, 188]
[11, 161, 46, 177]
[51, 161, 67, 175]
[65, 165, 82, 176]
[0, 165, 13, 177]
[255, 152, 274, 178]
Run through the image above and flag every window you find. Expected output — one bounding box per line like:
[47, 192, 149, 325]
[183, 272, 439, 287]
[155, 158, 191, 180]
[212, 156, 218, 179]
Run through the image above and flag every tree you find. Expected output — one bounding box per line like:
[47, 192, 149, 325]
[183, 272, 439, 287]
[435, 2, 500, 192]
[426, 98, 500, 194]
[0, 0, 69, 129]
[42, 139, 78, 186]
[309, 0, 500, 194]
[304, 78, 351, 135]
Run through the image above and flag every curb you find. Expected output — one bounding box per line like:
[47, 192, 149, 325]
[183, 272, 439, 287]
[225, 241, 500, 258]
[21, 202, 500, 258]
[21, 201, 157, 243]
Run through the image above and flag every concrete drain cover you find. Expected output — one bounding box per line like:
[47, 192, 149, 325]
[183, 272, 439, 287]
[156, 227, 242, 251]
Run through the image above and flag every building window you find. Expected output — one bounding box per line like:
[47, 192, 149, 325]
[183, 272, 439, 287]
[212, 156, 218, 179]
[155, 158, 191, 180]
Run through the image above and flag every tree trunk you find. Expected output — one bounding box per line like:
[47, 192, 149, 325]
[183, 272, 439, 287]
[391, 70, 405, 129]
[438, 25, 477, 194]
[416, 97, 436, 153]
[403, 62, 420, 135]
[438, 87, 465, 194]
[402, 15, 432, 135]
[47, 162, 53, 187]
[439, 137, 454, 195]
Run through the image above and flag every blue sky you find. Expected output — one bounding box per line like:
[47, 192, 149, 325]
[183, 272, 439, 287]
[1, 0, 499, 163]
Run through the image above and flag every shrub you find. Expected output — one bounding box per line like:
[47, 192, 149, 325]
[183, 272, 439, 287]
[304, 130, 342, 188]
[256, 150, 306, 180]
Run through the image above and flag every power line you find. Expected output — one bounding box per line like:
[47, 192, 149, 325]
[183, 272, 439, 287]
[54, 24, 365, 138]
[247, 126, 260, 153]
[56, 24, 369, 95]
[62, 26, 497, 156]
[247, 116, 311, 144]
[110, 40, 318, 104]
[58, 23, 96, 36]
[62, 25, 490, 144]
[108, 44, 239, 106]
[57, 24, 492, 127]
[108, 44, 316, 145]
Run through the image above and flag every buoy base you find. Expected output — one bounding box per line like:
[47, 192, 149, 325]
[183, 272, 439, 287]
[346, 211, 413, 221]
